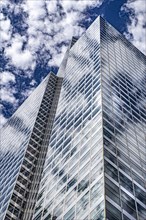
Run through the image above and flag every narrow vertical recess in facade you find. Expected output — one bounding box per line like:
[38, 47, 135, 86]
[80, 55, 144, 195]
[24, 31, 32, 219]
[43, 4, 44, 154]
[23, 74, 63, 220]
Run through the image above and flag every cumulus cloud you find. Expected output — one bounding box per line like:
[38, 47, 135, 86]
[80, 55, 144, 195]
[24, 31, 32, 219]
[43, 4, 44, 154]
[0, 13, 12, 43]
[0, 71, 17, 104]
[0, 71, 16, 85]
[21, 0, 103, 67]
[0, 70, 16, 93]
[121, 0, 146, 55]
[5, 33, 36, 70]
[1, 87, 17, 103]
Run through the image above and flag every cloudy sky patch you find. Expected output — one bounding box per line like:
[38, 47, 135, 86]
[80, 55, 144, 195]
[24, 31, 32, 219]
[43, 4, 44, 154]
[121, 0, 146, 54]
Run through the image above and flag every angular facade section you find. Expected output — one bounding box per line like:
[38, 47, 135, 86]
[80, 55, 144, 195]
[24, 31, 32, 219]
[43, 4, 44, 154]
[0, 73, 63, 220]
[0, 76, 49, 220]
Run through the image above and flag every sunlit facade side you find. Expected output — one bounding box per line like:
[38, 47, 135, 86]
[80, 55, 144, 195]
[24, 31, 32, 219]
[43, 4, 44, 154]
[100, 18, 146, 220]
[33, 17, 146, 220]
[33, 17, 105, 220]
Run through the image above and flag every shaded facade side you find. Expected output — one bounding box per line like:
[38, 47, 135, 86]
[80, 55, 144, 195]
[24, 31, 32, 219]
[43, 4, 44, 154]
[100, 17, 146, 220]
[0, 76, 50, 220]
[0, 73, 63, 220]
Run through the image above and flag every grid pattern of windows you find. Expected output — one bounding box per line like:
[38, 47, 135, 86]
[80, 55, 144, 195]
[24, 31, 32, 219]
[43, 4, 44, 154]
[33, 18, 105, 220]
[100, 18, 146, 220]
[0, 74, 63, 220]
[33, 17, 146, 220]
[0, 76, 49, 220]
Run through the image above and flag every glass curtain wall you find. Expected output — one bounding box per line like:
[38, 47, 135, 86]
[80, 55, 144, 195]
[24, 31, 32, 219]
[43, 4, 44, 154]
[101, 17, 146, 220]
[33, 17, 105, 220]
[0, 76, 50, 220]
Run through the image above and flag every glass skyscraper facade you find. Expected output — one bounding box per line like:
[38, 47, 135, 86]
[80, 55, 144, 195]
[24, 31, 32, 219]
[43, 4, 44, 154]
[100, 18, 146, 220]
[0, 16, 146, 220]
[0, 74, 63, 220]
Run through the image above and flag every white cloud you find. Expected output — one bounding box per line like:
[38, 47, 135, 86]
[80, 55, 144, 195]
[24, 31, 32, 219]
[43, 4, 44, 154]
[121, 0, 146, 55]
[0, 13, 12, 42]
[20, 0, 103, 67]
[1, 87, 17, 103]
[0, 71, 17, 118]
[0, 71, 16, 85]
[46, 1, 58, 14]
[0, 0, 10, 9]
[5, 33, 36, 70]
[60, 0, 100, 12]
[23, 0, 46, 20]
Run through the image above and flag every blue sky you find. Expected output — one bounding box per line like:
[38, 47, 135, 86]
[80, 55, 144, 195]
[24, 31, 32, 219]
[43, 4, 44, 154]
[0, 0, 146, 128]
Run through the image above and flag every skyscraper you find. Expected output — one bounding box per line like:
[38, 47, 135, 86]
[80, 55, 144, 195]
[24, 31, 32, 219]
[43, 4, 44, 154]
[0, 16, 146, 220]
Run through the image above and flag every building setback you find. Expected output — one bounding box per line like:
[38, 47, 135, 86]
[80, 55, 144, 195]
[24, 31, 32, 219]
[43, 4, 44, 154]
[0, 16, 146, 220]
